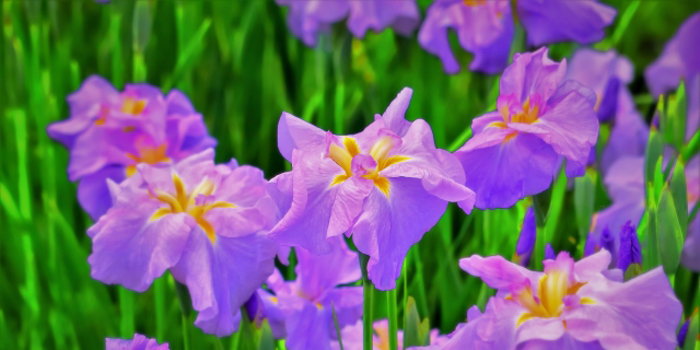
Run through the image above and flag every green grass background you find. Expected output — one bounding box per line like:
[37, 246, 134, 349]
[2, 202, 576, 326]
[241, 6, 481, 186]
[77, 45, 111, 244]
[1, 0, 699, 349]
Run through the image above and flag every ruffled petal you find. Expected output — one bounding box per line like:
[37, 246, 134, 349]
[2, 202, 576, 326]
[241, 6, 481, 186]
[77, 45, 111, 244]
[277, 112, 327, 162]
[346, 0, 419, 38]
[459, 254, 540, 290]
[296, 237, 361, 298]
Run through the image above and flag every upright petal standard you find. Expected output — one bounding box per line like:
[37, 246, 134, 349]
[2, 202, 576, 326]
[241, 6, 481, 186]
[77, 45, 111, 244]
[105, 334, 168, 350]
[455, 48, 599, 209]
[268, 88, 476, 290]
[87, 150, 278, 336]
[47, 76, 216, 220]
[434, 251, 682, 349]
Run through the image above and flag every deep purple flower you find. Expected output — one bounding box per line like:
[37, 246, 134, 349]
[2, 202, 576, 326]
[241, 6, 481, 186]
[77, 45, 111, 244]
[276, 0, 420, 47]
[566, 49, 634, 122]
[269, 88, 475, 290]
[678, 318, 691, 348]
[599, 226, 615, 260]
[682, 155, 700, 271]
[264, 237, 362, 350]
[436, 250, 682, 348]
[105, 334, 168, 350]
[617, 221, 642, 273]
[513, 208, 536, 266]
[419, 0, 615, 74]
[646, 13, 700, 141]
[454, 48, 599, 209]
[47, 76, 216, 220]
[87, 150, 277, 336]
[544, 243, 556, 261]
[583, 232, 597, 257]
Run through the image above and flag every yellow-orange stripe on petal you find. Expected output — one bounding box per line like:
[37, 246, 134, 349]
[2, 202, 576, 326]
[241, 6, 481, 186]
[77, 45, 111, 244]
[373, 176, 391, 197]
[150, 207, 173, 221]
[382, 155, 410, 170]
[195, 216, 217, 244]
[488, 121, 508, 129]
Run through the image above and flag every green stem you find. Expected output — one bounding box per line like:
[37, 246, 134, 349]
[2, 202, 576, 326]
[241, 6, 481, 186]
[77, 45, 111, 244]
[532, 194, 548, 271]
[119, 287, 134, 338]
[359, 253, 374, 350]
[154, 277, 165, 342]
[174, 279, 192, 350]
[181, 314, 190, 350]
[387, 288, 398, 350]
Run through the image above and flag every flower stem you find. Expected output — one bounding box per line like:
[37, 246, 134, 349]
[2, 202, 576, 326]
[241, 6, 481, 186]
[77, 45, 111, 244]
[174, 279, 192, 350]
[118, 287, 134, 338]
[359, 253, 373, 350]
[387, 288, 398, 350]
[532, 193, 548, 271]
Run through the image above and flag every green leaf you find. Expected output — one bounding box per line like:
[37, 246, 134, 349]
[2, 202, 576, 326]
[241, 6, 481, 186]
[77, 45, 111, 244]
[665, 81, 687, 150]
[670, 158, 689, 236]
[645, 129, 664, 202]
[682, 310, 698, 350]
[403, 296, 429, 348]
[643, 184, 659, 272]
[332, 302, 344, 350]
[623, 263, 643, 281]
[656, 188, 684, 275]
[257, 320, 275, 350]
[574, 170, 596, 241]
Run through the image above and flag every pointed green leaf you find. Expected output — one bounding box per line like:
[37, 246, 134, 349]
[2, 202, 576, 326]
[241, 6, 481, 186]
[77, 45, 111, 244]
[574, 170, 596, 241]
[257, 320, 275, 350]
[645, 129, 664, 201]
[404, 296, 429, 348]
[656, 188, 684, 275]
[682, 310, 698, 350]
[671, 158, 689, 236]
[644, 184, 659, 272]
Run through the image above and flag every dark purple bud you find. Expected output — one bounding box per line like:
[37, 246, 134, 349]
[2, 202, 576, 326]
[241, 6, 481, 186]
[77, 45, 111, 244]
[545, 243, 556, 261]
[514, 208, 536, 266]
[678, 318, 690, 348]
[617, 221, 642, 272]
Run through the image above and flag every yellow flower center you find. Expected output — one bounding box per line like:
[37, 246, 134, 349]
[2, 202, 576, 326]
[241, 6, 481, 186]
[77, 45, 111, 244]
[125, 143, 171, 177]
[507, 269, 595, 327]
[149, 173, 235, 244]
[121, 97, 147, 115]
[327, 136, 409, 197]
[463, 0, 486, 6]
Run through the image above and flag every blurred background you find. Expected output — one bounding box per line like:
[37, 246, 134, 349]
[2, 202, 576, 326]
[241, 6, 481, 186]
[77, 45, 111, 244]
[1, 0, 698, 349]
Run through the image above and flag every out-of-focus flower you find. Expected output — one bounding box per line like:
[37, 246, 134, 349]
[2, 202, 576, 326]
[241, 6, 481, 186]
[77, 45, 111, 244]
[47, 76, 216, 220]
[105, 334, 168, 350]
[332, 318, 448, 350]
[617, 221, 642, 273]
[513, 208, 536, 266]
[682, 156, 700, 271]
[88, 150, 278, 336]
[544, 243, 556, 260]
[566, 49, 634, 122]
[419, 0, 615, 74]
[455, 48, 598, 209]
[269, 88, 475, 290]
[434, 250, 681, 349]
[646, 13, 700, 141]
[600, 90, 649, 174]
[264, 237, 363, 350]
[276, 0, 420, 47]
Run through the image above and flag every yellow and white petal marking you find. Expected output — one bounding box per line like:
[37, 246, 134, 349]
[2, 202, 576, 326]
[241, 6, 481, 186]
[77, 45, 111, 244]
[125, 143, 171, 177]
[508, 269, 594, 327]
[326, 135, 409, 197]
[121, 96, 147, 115]
[150, 173, 235, 244]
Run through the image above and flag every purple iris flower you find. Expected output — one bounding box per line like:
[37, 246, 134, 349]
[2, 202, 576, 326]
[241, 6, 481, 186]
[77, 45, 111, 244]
[268, 88, 475, 290]
[454, 48, 599, 209]
[544, 243, 556, 261]
[87, 150, 278, 336]
[566, 48, 634, 122]
[47, 76, 216, 220]
[263, 237, 363, 350]
[646, 13, 700, 141]
[583, 232, 597, 257]
[513, 208, 536, 266]
[105, 334, 168, 350]
[617, 221, 642, 273]
[419, 0, 615, 74]
[434, 250, 682, 349]
[600, 90, 649, 174]
[276, 0, 420, 47]
[682, 155, 700, 271]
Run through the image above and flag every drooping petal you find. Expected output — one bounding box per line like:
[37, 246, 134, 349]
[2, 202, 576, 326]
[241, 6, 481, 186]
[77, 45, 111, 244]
[77, 165, 127, 221]
[455, 129, 559, 209]
[296, 237, 361, 298]
[170, 231, 277, 336]
[88, 193, 194, 292]
[283, 302, 334, 350]
[276, 0, 350, 47]
[517, 0, 616, 46]
[459, 254, 540, 290]
[352, 177, 449, 290]
[277, 112, 327, 162]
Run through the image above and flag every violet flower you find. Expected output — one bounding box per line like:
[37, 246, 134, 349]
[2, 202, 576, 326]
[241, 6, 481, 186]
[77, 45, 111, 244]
[276, 0, 420, 47]
[454, 48, 599, 209]
[544, 243, 556, 261]
[435, 250, 682, 348]
[419, 0, 615, 74]
[513, 208, 536, 267]
[47, 76, 216, 220]
[646, 13, 700, 141]
[88, 150, 278, 336]
[269, 88, 475, 290]
[266, 237, 363, 350]
[106, 334, 168, 350]
[566, 48, 634, 122]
